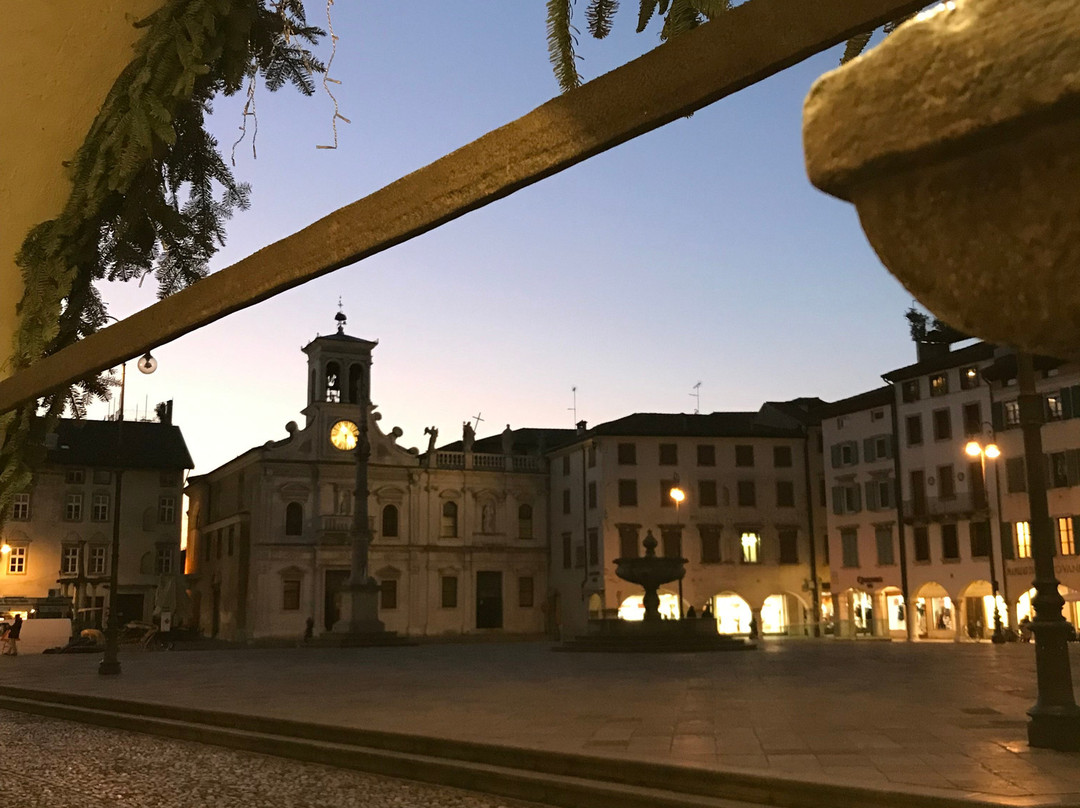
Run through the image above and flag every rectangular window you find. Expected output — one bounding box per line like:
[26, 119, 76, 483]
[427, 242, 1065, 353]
[901, 379, 920, 402]
[1016, 521, 1032, 558]
[865, 479, 893, 511]
[155, 547, 173, 574]
[969, 460, 988, 509]
[932, 408, 952, 441]
[832, 484, 862, 515]
[737, 480, 756, 507]
[1001, 522, 1014, 559]
[1048, 452, 1069, 489]
[913, 526, 930, 562]
[872, 409, 885, 421]
[587, 445, 596, 468]
[91, 493, 110, 522]
[840, 529, 859, 568]
[962, 402, 982, 437]
[158, 496, 176, 523]
[441, 576, 458, 608]
[660, 479, 676, 507]
[562, 489, 571, 515]
[574, 544, 586, 568]
[65, 493, 83, 521]
[735, 445, 755, 467]
[970, 521, 991, 558]
[929, 373, 949, 397]
[740, 532, 761, 564]
[875, 526, 894, 565]
[1046, 394, 1064, 422]
[93, 470, 112, 485]
[61, 546, 80, 575]
[698, 480, 717, 507]
[941, 523, 960, 559]
[910, 469, 927, 516]
[699, 525, 722, 563]
[830, 441, 858, 468]
[587, 481, 597, 509]
[659, 443, 678, 465]
[7, 546, 26, 574]
[11, 493, 29, 521]
[661, 528, 682, 559]
[937, 464, 955, 500]
[906, 415, 923, 446]
[380, 579, 398, 610]
[65, 469, 85, 484]
[778, 529, 798, 564]
[696, 444, 716, 467]
[773, 446, 793, 468]
[89, 546, 107, 575]
[588, 528, 599, 566]
[1003, 400, 1021, 427]
[282, 580, 301, 611]
[776, 480, 795, 508]
[562, 532, 572, 569]
[562, 455, 570, 475]
[617, 443, 636, 465]
[518, 576, 534, 608]
[960, 366, 980, 390]
[618, 525, 639, 559]
[617, 479, 637, 507]
[1006, 457, 1027, 493]
[159, 471, 179, 487]
[1060, 517, 1076, 555]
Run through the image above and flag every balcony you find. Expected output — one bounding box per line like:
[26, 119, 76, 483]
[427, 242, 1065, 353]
[429, 452, 544, 473]
[903, 492, 983, 522]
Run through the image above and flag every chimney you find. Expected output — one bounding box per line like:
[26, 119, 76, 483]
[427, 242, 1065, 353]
[576, 420, 587, 435]
[155, 399, 174, 424]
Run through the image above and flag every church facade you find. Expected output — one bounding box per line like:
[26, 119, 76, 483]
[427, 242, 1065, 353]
[184, 319, 566, 641]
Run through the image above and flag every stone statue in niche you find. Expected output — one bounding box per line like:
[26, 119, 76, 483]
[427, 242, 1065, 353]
[501, 424, 513, 455]
[462, 421, 475, 453]
[481, 503, 495, 534]
[424, 426, 439, 454]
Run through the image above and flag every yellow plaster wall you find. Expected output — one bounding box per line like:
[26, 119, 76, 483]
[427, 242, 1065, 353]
[0, 1, 161, 381]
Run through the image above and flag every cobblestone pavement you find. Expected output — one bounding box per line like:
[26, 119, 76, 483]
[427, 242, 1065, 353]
[0, 708, 541, 808]
[2, 640, 1079, 802]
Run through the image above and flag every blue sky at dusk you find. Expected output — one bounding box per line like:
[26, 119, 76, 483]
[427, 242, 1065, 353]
[97, 3, 916, 474]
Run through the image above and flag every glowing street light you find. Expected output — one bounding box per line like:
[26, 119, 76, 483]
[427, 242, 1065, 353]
[966, 436, 1005, 643]
[0, 544, 9, 555]
[670, 475, 686, 619]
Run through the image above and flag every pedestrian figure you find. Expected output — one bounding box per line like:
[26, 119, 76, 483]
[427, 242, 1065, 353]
[2, 614, 22, 656]
[686, 605, 697, 619]
[701, 603, 713, 620]
[749, 616, 759, 639]
[303, 617, 315, 644]
[1019, 616, 1033, 642]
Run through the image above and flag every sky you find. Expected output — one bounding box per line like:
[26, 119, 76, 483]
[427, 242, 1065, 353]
[94, 2, 918, 475]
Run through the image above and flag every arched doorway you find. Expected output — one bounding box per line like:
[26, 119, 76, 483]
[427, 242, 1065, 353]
[882, 586, 907, 638]
[914, 582, 954, 640]
[618, 592, 683, 621]
[761, 592, 809, 636]
[706, 591, 751, 635]
[1017, 585, 1080, 627]
[959, 580, 1009, 640]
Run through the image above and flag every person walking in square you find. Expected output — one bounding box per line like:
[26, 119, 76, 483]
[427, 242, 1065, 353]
[2, 614, 22, 656]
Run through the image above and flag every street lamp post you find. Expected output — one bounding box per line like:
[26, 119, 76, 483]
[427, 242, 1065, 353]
[99, 350, 156, 676]
[965, 435, 1005, 644]
[669, 476, 685, 620]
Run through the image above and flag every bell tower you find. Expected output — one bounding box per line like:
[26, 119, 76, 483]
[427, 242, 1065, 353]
[301, 305, 378, 435]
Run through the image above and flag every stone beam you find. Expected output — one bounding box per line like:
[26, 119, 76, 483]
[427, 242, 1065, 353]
[0, 0, 924, 412]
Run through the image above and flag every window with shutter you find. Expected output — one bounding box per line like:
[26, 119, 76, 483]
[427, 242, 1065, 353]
[941, 523, 960, 559]
[875, 526, 894, 565]
[991, 401, 1005, 432]
[840, 529, 859, 567]
[906, 415, 923, 446]
[1006, 457, 1027, 493]
[913, 526, 930, 562]
[1067, 449, 1080, 487]
[938, 465, 955, 500]
[865, 481, 879, 510]
[863, 438, 876, 463]
[830, 445, 842, 469]
[970, 521, 991, 557]
[778, 530, 799, 564]
[832, 486, 844, 515]
[1000, 522, 1014, 559]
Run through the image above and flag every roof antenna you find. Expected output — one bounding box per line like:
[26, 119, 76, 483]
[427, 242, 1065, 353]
[690, 381, 701, 415]
[568, 386, 577, 425]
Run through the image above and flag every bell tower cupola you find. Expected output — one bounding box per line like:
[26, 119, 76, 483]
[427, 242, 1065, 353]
[301, 303, 379, 428]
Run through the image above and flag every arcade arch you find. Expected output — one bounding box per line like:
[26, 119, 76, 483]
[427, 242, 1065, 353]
[705, 591, 751, 635]
[914, 582, 954, 640]
[1017, 585, 1080, 628]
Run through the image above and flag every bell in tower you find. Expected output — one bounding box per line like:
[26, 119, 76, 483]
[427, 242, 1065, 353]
[300, 304, 379, 428]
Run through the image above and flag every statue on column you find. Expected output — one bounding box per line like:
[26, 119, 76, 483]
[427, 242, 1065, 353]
[424, 425, 439, 454]
[501, 424, 513, 456]
[462, 421, 475, 453]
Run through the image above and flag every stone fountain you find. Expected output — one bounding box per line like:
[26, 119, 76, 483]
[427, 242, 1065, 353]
[558, 530, 755, 653]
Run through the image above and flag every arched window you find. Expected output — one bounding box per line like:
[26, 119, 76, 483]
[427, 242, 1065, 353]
[518, 504, 533, 539]
[441, 501, 458, 537]
[325, 361, 341, 402]
[284, 502, 304, 536]
[348, 364, 364, 404]
[381, 504, 399, 537]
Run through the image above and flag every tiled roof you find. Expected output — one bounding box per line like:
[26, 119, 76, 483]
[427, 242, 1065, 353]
[881, 342, 996, 382]
[44, 419, 194, 470]
[818, 386, 893, 418]
[438, 427, 578, 455]
[586, 412, 804, 439]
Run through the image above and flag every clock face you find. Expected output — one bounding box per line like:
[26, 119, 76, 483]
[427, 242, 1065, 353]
[329, 420, 359, 451]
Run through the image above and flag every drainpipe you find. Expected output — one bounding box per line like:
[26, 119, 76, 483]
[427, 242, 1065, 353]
[886, 381, 913, 641]
[802, 431, 821, 637]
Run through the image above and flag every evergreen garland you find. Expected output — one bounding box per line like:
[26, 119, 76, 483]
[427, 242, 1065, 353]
[0, 0, 324, 525]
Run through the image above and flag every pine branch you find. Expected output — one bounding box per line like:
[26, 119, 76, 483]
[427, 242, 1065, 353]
[547, 0, 582, 92]
[586, 0, 619, 39]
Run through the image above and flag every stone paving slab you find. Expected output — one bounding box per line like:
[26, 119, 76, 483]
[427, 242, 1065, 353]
[0, 640, 1078, 804]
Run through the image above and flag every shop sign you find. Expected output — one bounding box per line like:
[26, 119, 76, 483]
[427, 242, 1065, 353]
[1005, 559, 1080, 577]
[857, 576, 884, 587]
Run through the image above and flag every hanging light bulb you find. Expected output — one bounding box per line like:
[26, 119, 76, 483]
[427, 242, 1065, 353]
[137, 352, 158, 374]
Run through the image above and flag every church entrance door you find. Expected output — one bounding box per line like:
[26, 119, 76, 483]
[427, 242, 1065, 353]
[324, 570, 350, 631]
[476, 571, 503, 629]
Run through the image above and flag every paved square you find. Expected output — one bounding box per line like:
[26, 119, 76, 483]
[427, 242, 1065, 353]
[3, 640, 1078, 804]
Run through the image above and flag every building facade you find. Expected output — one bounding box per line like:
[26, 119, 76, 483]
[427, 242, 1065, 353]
[0, 417, 192, 627]
[185, 321, 571, 642]
[547, 403, 830, 640]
